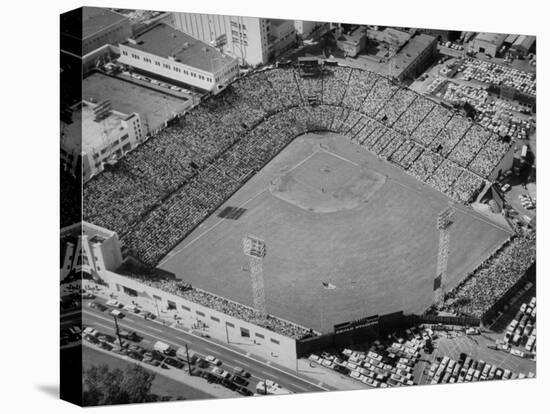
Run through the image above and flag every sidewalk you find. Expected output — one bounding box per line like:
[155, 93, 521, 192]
[84, 282, 331, 390]
[296, 359, 369, 391]
[82, 342, 237, 399]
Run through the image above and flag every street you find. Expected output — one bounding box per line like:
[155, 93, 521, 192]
[81, 297, 333, 396]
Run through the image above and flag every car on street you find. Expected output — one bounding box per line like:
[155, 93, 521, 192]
[211, 367, 231, 379]
[119, 330, 141, 342]
[164, 357, 185, 369]
[106, 299, 123, 308]
[233, 376, 249, 387]
[233, 367, 251, 378]
[109, 309, 125, 319]
[206, 355, 222, 366]
[501, 184, 511, 192]
[88, 302, 108, 312]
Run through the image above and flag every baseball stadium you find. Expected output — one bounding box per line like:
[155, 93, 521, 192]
[83, 63, 536, 339]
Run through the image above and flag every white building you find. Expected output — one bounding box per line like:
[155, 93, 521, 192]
[471, 32, 507, 57]
[171, 13, 296, 66]
[117, 23, 239, 92]
[60, 221, 124, 281]
[61, 101, 144, 182]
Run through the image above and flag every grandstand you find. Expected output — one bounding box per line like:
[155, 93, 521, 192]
[83, 64, 534, 334]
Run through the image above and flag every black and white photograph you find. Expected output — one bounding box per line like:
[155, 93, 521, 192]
[56, 2, 542, 407]
[3, 1, 545, 412]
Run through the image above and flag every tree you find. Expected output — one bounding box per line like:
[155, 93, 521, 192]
[82, 363, 157, 406]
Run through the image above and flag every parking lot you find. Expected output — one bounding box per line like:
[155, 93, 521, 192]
[420, 327, 535, 382]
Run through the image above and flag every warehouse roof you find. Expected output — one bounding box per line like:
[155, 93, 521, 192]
[122, 23, 236, 73]
[82, 7, 128, 39]
[391, 33, 436, 76]
[512, 35, 535, 51]
[474, 32, 507, 46]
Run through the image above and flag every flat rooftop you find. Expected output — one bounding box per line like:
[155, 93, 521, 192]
[123, 23, 236, 73]
[62, 102, 130, 153]
[392, 33, 435, 74]
[475, 32, 507, 45]
[82, 7, 128, 39]
[82, 72, 191, 131]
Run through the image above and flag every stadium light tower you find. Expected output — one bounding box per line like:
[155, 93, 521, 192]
[434, 205, 456, 307]
[243, 235, 267, 320]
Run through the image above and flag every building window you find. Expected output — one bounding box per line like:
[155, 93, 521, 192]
[181, 305, 191, 311]
[196, 311, 205, 317]
[155, 61, 160, 66]
[122, 50, 128, 56]
[240, 327, 250, 338]
[255, 333, 265, 339]
[210, 316, 220, 322]
[121, 134, 129, 141]
[270, 338, 280, 345]
[167, 300, 177, 310]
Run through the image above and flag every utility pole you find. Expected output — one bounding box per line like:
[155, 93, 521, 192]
[113, 314, 123, 347]
[185, 344, 192, 376]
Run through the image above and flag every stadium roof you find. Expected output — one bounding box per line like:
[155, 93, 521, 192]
[474, 32, 507, 45]
[122, 23, 236, 73]
[82, 7, 128, 39]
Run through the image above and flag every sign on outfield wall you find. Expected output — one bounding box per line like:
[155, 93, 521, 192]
[334, 315, 379, 334]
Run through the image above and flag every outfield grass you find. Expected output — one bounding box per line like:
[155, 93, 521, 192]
[159, 133, 510, 333]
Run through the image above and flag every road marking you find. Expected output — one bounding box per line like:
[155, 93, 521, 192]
[84, 308, 328, 391]
[148, 326, 163, 332]
[289, 382, 310, 391]
[237, 361, 252, 368]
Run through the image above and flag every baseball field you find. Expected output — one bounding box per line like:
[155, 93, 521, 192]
[158, 133, 510, 333]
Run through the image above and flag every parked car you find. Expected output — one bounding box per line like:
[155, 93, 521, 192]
[206, 355, 222, 366]
[233, 367, 251, 378]
[109, 309, 125, 319]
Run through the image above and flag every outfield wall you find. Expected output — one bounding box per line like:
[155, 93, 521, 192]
[99, 270, 298, 369]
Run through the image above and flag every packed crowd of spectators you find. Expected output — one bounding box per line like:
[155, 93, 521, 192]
[82, 64, 522, 336]
[122, 273, 311, 339]
[441, 231, 536, 318]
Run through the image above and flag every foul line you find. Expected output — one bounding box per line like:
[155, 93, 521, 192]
[159, 188, 268, 266]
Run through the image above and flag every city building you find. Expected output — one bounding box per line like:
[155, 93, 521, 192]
[510, 35, 535, 58]
[335, 26, 367, 57]
[61, 7, 132, 57]
[390, 33, 437, 81]
[60, 221, 124, 281]
[117, 23, 239, 93]
[61, 101, 144, 182]
[82, 72, 193, 135]
[366, 27, 411, 54]
[471, 32, 507, 57]
[171, 13, 296, 66]
[294, 20, 328, 38]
